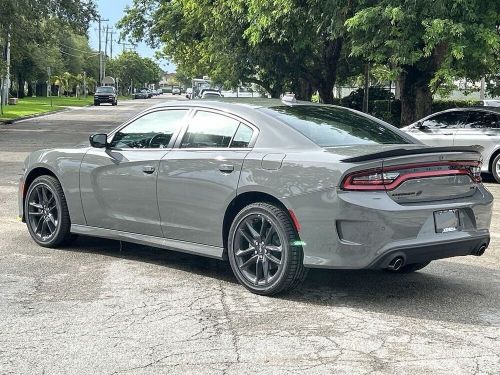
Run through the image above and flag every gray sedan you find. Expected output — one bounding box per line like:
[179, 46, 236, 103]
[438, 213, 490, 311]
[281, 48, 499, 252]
[18, 100, 493, 295]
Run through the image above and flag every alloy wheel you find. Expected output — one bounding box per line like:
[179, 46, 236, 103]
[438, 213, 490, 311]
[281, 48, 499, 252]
[233, 213, 285, 286]
[27, 183, 59, 242]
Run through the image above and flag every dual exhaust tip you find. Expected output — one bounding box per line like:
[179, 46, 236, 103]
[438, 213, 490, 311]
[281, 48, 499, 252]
[386, 242, 488, 271]
[387, 256, 405, 271]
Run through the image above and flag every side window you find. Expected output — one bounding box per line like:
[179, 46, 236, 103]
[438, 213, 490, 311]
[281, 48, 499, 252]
[230, 124, 254, 148]
[464, 112, 500, 129]
[110, 110, 187, 149]
[422, 112, 468, 129]
[181, 111, 240, 148]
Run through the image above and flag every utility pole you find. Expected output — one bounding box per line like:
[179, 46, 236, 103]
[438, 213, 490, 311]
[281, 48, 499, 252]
[109, 29, 114, 59]
[1, 28, 11, 107]
[103, 25, 109, 79]
[97, 16, 109, 86]
[117, 40, 134, 53]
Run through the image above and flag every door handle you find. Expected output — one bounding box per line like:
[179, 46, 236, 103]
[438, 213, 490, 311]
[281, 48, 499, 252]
[219, 163, 234, 173]
[442, 133, 453, 135]
[142, 165, 156, 174]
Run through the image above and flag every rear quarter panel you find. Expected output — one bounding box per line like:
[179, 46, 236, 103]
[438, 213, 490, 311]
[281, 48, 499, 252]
[238, 148, 383, 267]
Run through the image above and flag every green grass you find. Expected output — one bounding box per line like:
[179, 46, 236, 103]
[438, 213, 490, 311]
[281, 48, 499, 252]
[0, 96, 91, 121]
[0, 95, 131, 122]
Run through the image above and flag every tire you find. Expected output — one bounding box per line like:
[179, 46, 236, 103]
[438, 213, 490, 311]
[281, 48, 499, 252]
[228, 202, 308, 296]
[24, 175, 72, 248]
[388, 261, 431, 274]
[94, 102, 98, 106]
[491, 154, 500, 183]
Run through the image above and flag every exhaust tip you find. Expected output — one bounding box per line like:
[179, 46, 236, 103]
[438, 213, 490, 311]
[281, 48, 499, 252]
[474, 244, 487, 256]
[387, 256, 405, 271]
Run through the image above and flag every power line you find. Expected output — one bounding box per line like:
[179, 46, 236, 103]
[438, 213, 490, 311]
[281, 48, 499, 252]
[59, 48, 99, 58]
[59, 43, 98, 55]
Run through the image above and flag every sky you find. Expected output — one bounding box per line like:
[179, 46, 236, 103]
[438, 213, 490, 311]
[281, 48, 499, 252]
[88, 0, 175, 72]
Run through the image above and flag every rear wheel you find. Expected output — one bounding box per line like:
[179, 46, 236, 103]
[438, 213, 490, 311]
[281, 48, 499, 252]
[491, 154, 500, 183]
[228, 202, 307, 295]
[24, 175, 72, 247]
[388, 261, 431, 273]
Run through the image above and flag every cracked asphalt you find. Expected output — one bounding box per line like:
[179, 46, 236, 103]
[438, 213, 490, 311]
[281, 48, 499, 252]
[0, 96, 499, 374]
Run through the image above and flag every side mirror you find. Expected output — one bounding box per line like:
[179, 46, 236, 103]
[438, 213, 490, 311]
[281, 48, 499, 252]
[89, 133, 108, 148]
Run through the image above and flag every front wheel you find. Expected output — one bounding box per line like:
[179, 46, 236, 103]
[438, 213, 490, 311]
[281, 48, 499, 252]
[24, 175, 72, 247]
[228, 202, 307, 295]
[491, 154, 500, 183]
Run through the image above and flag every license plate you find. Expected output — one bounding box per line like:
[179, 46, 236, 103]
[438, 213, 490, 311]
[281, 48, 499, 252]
[434, 209, 460, 233]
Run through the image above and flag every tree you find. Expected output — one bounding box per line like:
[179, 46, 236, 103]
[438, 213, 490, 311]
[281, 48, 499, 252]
[0, 0, 97, 101]
[118, 0, 355, 102]
[107, 51, 162, 95]
[346, 0, 500, 125]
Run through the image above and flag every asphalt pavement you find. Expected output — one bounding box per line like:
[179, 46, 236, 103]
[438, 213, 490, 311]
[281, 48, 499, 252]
[0, 95, 499, 374]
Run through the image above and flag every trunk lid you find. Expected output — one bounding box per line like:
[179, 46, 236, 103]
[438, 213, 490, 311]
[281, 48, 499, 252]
[339, 145, 482, 203]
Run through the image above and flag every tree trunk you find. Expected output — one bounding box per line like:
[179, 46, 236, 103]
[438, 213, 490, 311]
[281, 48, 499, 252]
[17, 76, 25, 98]
[295, 79, 313, 101]
[399, 43, 448, 126]
[399, 67, 433, 126]
[27, 81, 33, 97]
[316, 38, 343, 104]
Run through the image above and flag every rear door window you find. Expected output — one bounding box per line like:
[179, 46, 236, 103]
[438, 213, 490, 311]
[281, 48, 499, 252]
[180, 111, 240, 148]
[421, 112, 469, 129]
[463, 112, 500, 129]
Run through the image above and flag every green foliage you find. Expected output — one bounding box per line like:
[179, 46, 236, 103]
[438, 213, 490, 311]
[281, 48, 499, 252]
[106, 51, 162, 94]
[119, 0, 355, 101]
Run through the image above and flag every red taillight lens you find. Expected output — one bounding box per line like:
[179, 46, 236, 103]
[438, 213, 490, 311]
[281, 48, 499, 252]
[341, 161, 482, 191]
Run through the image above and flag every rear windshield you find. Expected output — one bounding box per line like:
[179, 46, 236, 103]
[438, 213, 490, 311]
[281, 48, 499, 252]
[262, 105, 410, 147]
[96, 87, 115, 93]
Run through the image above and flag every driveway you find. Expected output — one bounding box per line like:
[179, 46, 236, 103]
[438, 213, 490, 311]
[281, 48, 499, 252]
[0, 97, 499, 374]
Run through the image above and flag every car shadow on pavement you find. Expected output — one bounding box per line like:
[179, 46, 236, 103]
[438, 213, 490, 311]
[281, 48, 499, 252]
[65, 235, 499, 327]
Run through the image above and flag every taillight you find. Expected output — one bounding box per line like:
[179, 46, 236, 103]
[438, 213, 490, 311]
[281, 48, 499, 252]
[341, 161, 481, 191]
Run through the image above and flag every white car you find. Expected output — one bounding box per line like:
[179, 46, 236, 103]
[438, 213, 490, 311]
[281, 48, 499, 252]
[402, 107, 500, 182]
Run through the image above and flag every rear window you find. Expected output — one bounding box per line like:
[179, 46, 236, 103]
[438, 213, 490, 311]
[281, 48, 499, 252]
[262, 105, 410, 147]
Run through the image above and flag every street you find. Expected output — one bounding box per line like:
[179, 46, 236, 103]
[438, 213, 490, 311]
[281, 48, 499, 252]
[0, 96, 499, 374]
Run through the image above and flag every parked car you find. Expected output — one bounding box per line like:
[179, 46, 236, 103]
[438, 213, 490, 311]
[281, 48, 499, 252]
[201, 89, 223, 98]
[94, 86, 117, 106]
[133, 89, 149, 99]
[172, 87, 181, 95]
[480, 99, 500, 107]
[402, 107, 500, 182]
[19, 100, 492, 295]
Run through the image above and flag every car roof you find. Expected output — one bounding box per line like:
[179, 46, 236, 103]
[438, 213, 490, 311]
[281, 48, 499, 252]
[430, 107, 500, 115]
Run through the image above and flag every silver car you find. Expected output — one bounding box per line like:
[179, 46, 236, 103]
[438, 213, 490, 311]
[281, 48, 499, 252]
[402, 107, 500, 182]
[19, 100, 493, 295]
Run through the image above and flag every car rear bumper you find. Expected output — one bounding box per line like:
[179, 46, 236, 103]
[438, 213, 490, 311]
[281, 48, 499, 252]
[290, 184, 493, 269]
[367, 234, 490, 269]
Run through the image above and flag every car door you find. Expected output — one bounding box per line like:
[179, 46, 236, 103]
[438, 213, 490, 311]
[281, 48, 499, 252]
[80, 108, 188, 237]
[453, 111, 500, 163]
[157, 109, 257, 247]
[406, 111, 468, 146]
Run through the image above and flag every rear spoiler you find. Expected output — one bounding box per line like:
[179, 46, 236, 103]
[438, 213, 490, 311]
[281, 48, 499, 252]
[342, 146, 482, 163]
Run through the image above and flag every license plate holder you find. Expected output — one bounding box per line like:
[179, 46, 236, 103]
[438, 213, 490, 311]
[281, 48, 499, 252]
[434, 209, 460, 233]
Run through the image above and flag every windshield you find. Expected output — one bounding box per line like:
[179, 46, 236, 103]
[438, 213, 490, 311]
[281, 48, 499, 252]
[96, 87, 114, 93]
[262, 105, 410, 147]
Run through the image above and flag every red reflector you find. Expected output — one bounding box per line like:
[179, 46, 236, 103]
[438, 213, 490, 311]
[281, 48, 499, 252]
[288, 209, 301, 232]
